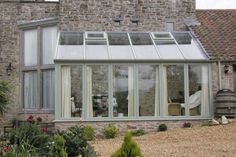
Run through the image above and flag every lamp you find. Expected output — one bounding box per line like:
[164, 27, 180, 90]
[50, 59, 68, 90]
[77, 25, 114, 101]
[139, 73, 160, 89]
[224, 64, 229, 74]
[6, 63, 13, 76]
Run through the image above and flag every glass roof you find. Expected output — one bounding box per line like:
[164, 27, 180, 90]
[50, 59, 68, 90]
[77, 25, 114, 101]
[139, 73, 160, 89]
[55, 31, 208, 61]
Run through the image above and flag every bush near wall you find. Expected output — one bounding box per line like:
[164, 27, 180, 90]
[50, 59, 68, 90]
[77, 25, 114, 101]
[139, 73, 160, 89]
[0, 81, 11, 115]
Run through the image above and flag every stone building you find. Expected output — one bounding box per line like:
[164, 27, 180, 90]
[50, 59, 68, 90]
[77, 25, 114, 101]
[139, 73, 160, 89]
[0, 0, 235, 134]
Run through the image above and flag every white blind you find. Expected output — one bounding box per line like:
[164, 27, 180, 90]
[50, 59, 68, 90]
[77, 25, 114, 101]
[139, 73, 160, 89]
[24, 71, 38, 108]
[43, 70, 55, 109]
[24, 29, 38, 66]
[42, 26, 58, 64]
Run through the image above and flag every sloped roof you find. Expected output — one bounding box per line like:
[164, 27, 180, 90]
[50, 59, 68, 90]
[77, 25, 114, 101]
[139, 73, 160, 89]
[192, 10, 236, 61]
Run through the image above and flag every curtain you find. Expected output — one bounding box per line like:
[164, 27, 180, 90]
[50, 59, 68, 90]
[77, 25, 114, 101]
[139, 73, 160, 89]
[61, 66, 71, 118]
[87, 66, 93, 117]
[128, 66, 134, 117]
[162, 66, 169, 115]
[42, 26, 58, 64]
[24, 71, 38, 108]
[24, 30, 37, 66]
[201, 65, 209, 116]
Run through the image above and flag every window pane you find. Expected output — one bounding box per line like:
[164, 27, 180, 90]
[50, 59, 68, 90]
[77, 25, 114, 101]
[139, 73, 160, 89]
[60, 32, 83, 45]
[71, 65, 83, 117]
[113, 65, 134, 117]
[156, 43, 184, 59]
[133, 46, 159, 59]
[24, 71, 38, 108]
[42, 70, 55, 109]
[24, 29, 37, 66]
[87, 65, 109, 117]
[85, 42, 109, 60]
[139, 65, 158, 116]
[172, 33, 207, 59]
[166, 22, 174, 31]
[188, 65, 209, 116]
[163, 65, 185, 116]
[42, 26, 58, 64]
[108, 33, 130, 45]
[129, 33, 153, 45]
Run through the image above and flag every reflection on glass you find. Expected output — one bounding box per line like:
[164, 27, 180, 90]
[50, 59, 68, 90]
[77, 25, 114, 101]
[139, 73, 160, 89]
[164, 65, 185, 116]
[188, 65, 209, 116]
[138, 65, 158, 116]
[108, 33, 130, 45]
[129, 33, 153, 45]
[87, 65, 109, 117]
[60, 32, 83, 45]
[71, 65, 83, 117]
[113, 65, 134, 117]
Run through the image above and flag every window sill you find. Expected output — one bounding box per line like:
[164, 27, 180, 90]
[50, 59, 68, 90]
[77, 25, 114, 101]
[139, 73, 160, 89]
[54, 116, 212, 122]
[19, 109, 54, 114]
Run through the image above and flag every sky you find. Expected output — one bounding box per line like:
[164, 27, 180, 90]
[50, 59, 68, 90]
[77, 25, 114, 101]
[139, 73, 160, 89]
[196, 0, 236, 9]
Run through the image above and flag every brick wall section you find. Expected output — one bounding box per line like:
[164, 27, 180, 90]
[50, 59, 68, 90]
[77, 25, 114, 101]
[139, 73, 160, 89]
[55, 120, 203, 137]
[59, 0, 196, 31]
[0, 1, 59, 132]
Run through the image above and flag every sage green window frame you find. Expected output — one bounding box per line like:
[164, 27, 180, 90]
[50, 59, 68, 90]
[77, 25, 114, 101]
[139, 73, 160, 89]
[55, 62, 213, 121]
[20, 19, 58, 113]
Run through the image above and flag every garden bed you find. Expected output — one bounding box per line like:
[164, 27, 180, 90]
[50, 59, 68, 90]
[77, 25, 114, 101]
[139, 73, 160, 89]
[91, 120, 236, 157]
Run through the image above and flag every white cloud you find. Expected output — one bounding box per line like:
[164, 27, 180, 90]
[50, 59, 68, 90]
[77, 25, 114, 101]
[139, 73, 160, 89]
[196, 0, 236, 9]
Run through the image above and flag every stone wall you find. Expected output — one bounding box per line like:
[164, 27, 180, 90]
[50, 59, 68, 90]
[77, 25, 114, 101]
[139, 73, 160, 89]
[211, 63, 235, 96]
[55, 120, 203, 137]
[59, 0, 196, 31]
[0, 1, 59, 132]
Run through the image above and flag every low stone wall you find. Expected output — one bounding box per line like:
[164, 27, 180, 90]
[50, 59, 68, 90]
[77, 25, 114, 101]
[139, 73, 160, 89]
[55, 120, 205, 137]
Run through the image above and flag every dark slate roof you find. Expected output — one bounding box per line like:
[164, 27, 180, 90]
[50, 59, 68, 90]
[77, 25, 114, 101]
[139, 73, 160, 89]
[191, 10, 236, 61]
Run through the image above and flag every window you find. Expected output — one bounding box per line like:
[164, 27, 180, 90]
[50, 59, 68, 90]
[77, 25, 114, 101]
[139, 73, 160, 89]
[113, 65, 134, 117]
[163, 65, 185, 116]
[138, 65, 159, 116]
[87, 65, 109, 117]
[22, 26, 57, 110]
[166, 22, 174, 32]
[188, 64, 209, 116]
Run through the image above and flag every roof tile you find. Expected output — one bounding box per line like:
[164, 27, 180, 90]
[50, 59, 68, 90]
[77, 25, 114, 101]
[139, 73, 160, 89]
[192, 10, 236, 60]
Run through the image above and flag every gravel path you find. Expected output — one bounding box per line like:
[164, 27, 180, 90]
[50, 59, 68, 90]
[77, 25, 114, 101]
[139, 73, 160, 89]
[91, 121, 236, 157]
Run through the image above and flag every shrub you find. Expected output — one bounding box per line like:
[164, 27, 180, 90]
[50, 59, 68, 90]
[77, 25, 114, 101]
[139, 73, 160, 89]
[60, 126, 97, 157]
[183, 122, 192, 128]
[158, 123, 167, 132]
[111, 131, 143, 157]
[49, 135, 68, 157]
[83, 125, 95, 141]
[131, 129, 145, 136]
[9, 122, 50, 156]
[104, 124, 119, 139]
[0, 81, 11, 115]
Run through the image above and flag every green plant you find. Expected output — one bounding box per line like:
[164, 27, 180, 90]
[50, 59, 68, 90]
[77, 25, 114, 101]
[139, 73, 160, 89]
[9, 122, 50, 156]
[183, 122, 192, 128]
[111, 131, 143, 157]
[0, 81, 11, 115]
[60, 126, 97, 157]
[158, 123, 167, 132]
[131, 129, 145, 136]
[83, 125, 95, 141]
[49, 134, 68, 157]
[104, 124, 119, 139]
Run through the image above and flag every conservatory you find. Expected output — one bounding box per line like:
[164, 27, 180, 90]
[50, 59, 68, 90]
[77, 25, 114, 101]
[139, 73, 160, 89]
[54, 31, 212, 121]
